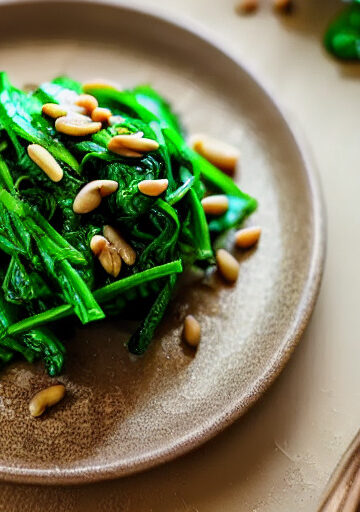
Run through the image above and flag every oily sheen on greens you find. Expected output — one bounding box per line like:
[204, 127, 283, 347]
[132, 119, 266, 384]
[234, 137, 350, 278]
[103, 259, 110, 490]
[0, 72, 257, 375]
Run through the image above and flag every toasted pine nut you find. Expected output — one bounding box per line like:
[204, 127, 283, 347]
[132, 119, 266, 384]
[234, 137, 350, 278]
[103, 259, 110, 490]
[138, 179, 168, 197]
[76, 94, 98, 113]
[201, 195, 229, 215]
[216, 249, 240, 283]
[107, 136, 142, 157]
[190, 134, 239, 175]
[183, 315, 201, 348]
[42, 103, 87, 118]
[111, 147, 143, 158]
[55, 114, 102, 136]
[29, 384, 65, 417]
[110, 133, 159, 152]
[109, 115, 125, 126]
[100, 244, 121, 277]
[73, 179, 118, 214]
[103, 225, 136, 266]
[91, 107, 112, 123]
[27, 144, 63, 182]
[82, 79, 119, 92]
[235, 226, 261, 249]
[90, 234, 108, 256]
[108, 133, 159, 155]
[236, 0, 258, 13]
[90, 235, 121, 277]
[42, 103, 68, 119]
[273, 0, 292, 10]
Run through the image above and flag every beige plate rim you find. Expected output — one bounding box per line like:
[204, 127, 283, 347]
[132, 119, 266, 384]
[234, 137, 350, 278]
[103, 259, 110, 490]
[0, 0, 326, 485]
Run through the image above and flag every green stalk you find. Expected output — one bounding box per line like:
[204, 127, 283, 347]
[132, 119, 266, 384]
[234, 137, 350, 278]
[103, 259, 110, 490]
[58, 260, 104, 324]
[167, 175, 195, 205]
[0, 154, 14, 192]
[149, 120, 175, 192]
[1, 336, 35, 363]
[7, 260, 183, 337]
[0, 346, 14, 365]
[0, 188, 102, 324]
[23, 328, 65, 376]
[0, 189, 86, 265]
[127, 274, 177, 355]
[0, 290, 36, 363]
[187, 188, 213, 261]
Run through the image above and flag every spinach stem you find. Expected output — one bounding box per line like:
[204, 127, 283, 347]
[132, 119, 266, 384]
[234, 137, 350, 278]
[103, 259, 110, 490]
[7, 260, 182, 337]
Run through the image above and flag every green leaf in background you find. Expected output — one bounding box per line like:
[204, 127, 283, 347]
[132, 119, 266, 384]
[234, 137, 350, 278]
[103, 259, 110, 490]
[325, 1, 360, 60]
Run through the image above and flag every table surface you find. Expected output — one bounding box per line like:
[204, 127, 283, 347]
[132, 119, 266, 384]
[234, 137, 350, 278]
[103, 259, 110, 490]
[1, 0, 360, 510]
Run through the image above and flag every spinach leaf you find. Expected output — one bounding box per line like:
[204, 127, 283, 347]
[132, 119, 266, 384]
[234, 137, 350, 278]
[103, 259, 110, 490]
[0, 72, 79, 171]
[208, 195, 258, 234]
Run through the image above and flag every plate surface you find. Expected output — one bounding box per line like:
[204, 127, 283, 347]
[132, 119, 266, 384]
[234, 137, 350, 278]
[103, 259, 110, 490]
[0, 0, 325, 484]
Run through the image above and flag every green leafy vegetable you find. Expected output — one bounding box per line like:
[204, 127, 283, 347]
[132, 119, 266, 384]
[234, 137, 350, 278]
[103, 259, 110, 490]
[0, 72, 257, 375]
[325, 1, 360, 60]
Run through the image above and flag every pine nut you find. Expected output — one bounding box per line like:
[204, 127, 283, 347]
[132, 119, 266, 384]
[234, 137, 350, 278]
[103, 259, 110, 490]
[82, 79, 119, 92]
[27, 144, 63, 182]
[273, 0, 292, 11]
[108, 133, 159, 156]
[236, 0, 258, 13]
[190, 134, 239, 175]
[103, 225, 136, 266]
[90, 234, 107, 256]
[107, 135, 142, 157]
[91, 107, 112, 123]
[201, 195, 229, 215]
[76, 94, 98, 113]
[99, 245, 121, 277]
[90, 235, 121, 277]
[216, 249, 240, 282]
[42, 103, 68, 119]
[235, 226, 261, 249]
[73, 179, 118, 214]
[109, 115, 125, 126]
[111, 134, 159, 152]
[138, 179, 168, 197]
[55, 114, 102, 136]
[183, 315, 201, 348]
[110, 147, 143, 158]
[29, 384, 65, 417]
[42, 103, 87, 118]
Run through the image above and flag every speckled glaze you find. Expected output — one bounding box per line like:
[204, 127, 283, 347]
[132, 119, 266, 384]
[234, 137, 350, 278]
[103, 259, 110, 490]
[0, 0, 325, 485]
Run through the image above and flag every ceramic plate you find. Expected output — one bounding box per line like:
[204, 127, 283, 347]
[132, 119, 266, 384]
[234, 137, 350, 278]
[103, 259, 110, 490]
[0, 0, 325, 484]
